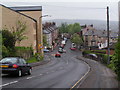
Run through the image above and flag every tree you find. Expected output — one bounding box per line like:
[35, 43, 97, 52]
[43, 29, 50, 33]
[2, 29, 15, 49]
[59, 23, 68, 33]
[12, 20, 28, 46]
[59, 23, 81, 35]
[71, 33, 83, 48]
[1, 29, 16, 57]
[110, 41, 120, 80]
[72, 23, 81, 33]
[67, 24, 74, 35]
[43, 35, 48, 46]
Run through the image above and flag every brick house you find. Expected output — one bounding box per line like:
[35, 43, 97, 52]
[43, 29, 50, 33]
[82, 25, 118, 49]
[43, 22, 59, 50]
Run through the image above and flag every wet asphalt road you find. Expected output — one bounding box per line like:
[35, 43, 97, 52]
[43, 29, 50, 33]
[77, 56, 119, 88]
[1, 40, 89, 88]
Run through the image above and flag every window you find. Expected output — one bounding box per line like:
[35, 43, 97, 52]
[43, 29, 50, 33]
[19, 59, 24, 64]
[0, 58, 18, 64]
[21, 59, 26, 64]
[19, 59, 26, 64]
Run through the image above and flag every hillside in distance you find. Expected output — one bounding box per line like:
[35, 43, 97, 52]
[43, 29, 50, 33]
[43, 19, 119, 32]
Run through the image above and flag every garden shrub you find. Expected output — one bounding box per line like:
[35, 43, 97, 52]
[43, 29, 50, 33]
[2, 45, 9, 57]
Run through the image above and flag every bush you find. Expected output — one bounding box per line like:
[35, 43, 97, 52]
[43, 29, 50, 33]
[109, 41, 120, 81]
[2, 30, 15, 49]
[82, 50, 112, 64]
[15, 46, 33, 51]
[27, 57, 38, 63]
[34, 53, 43, 61]
[91, 50, 106, 54]
[15, 46, 33, 59]
[2, 45, 9, 57]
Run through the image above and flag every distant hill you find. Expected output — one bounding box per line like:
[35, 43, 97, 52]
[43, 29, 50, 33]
[43, 19, 119, 32]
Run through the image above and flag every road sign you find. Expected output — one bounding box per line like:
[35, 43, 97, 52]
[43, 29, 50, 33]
[38, 44, 43, 49]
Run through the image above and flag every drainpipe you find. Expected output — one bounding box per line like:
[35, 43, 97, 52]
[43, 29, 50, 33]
[34, 20, 38, 53]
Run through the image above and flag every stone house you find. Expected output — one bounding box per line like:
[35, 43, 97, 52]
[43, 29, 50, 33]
[43, 22, 59, 50]
[82, 25, 118, 49]
[0, 5, 43, 54]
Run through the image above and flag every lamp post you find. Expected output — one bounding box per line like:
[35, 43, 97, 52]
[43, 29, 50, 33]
[38, 15, 51, 56]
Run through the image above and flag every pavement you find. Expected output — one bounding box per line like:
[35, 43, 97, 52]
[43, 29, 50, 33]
[77, 56, 119, 88]
[30, 54, 51, 67]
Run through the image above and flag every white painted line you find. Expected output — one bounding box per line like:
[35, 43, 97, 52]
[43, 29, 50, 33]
[0, 81, 18, 87]
[26, 76, 35, 79]
[59, 67, 64, 69]
[70, 61, 91, 89]
[46, 72, 49, 74]
[39, 74, 43, 76]
[51, 71, 55, 72]
[67, 60, 69, 64]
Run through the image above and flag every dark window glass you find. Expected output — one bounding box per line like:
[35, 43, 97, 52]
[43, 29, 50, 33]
[0, 58, 18, 64]
[19, 59, 24, 64]
[21, 59, 26, 64]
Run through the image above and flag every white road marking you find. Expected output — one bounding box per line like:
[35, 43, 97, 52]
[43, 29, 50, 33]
[39, 74, 43, 76]
[0, 81, 18, 87]
[46, 72, 49, 74]
[59, 67, 64, 69]
[51, 71, 55, 72]
[26, 76, 35, 79]
[66, 60, 69, 64]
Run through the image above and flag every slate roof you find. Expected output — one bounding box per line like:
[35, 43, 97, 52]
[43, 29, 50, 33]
[43, 30, 50, 34]
[0, 4, 37, 22]
[84, 30, 118, 38]
[84, 30, 98, 36]
[9, 6, 42, 11]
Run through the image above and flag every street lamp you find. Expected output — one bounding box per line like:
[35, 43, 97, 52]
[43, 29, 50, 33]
[38, 15, 51, 56]
[40, 15, 51, 18]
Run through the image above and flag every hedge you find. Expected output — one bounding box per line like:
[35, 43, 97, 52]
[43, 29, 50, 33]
[82, 50, 112, 64]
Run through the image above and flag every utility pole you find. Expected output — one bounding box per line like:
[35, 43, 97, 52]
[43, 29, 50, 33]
[119, 2, 120, 42]
[107, 6, 110, 64]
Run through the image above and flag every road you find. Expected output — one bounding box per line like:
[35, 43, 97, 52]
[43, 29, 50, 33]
[1, 40, 89, 88]
[77, 56, 119, 88]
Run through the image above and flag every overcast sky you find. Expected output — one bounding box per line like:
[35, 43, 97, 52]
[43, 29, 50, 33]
[0, 0, 119, 21]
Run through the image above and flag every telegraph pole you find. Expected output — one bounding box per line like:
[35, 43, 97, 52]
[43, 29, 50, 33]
[107, 6, 110, 64]
[119, 2, 120, 41]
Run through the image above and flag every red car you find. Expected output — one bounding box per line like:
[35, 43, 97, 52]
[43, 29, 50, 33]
[70, 47, 76, 50]
[55, 52, 61, 57]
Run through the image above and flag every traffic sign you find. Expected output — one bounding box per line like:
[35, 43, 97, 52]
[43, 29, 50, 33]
[38, 44, 44, 49]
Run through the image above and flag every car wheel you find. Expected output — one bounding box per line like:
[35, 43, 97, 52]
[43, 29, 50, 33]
[18, 70, 22, 77]
[28, 68, 32, 75]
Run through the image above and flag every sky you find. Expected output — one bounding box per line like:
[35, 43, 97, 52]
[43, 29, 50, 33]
[0, 0, 120, 21]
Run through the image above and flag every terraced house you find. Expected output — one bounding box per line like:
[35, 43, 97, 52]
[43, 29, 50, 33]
[43, 22, 59, 50]
[82, 25, 118, 49]
[0, 4, 43, 54]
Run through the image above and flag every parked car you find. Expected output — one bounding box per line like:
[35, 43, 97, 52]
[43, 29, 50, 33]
[70, 47, 76, 50]
[55, 52, 61, 58]
[43, 48, 50, 53]
[0, 57, 32, 77]
[60, 44, 64, 48]
[87, 54, 98, 60]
